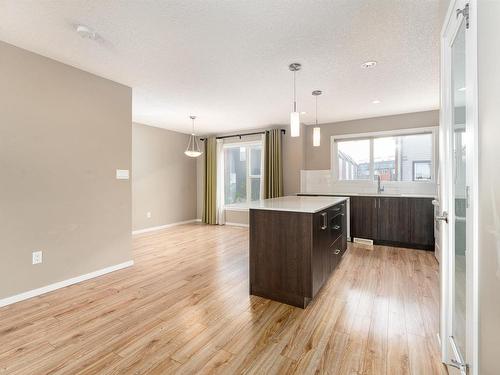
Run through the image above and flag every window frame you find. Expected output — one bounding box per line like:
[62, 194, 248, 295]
[330, 127, 438, 184]
[223, 140, 263, 206]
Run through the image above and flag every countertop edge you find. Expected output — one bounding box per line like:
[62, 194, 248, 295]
[249, 196, 349, 214]
[298, 192, 437, 199]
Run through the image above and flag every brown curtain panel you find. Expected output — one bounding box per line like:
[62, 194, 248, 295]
[202, 137, 217, 224]
[264, 129, 284, 198]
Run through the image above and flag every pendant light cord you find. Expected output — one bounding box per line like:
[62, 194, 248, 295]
[315, 95, 318, 126]
[293, 70, 297, 112]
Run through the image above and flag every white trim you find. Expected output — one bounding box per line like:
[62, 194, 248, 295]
[223, 140, 262, 148]
[0, 260, 134, 308]
[329, 126, 438, 141]
[330, 127, 438, 184]
[132, 219, 198, 235]
[225, 222, 249, 228]
[440, 1, 479, 373]
[224, 207, 249, 212]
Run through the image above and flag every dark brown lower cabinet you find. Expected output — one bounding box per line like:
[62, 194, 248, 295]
[377, 197, 410, 244]
[408, 198, 435, 248]
[349, 196, 377, 240]
[351, 196, 434, 250]
[250, 201, 347, 308]
[299, 194, 435, 250]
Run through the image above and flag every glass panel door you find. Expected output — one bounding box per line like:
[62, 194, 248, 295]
[451, 18, 467, 364]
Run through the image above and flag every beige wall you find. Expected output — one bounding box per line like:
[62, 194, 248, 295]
[283, 123, 307, 195]
[0, 41, 132, 300]
[478, 2, 500, 373]
[304, 110, 439, 170]
[132, 123, 197, 231]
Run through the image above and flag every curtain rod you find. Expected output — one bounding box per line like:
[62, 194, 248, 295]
[200, 128, 286, 141]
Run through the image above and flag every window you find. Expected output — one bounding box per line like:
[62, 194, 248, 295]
[335, 131, 434, 182]
[224, 143, 262, 204]
[337, 139, 370, 180]
[413, 161, 432, 181]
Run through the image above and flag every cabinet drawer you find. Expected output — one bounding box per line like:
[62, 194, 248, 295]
[329, 212, 343, 243]
[328, 237, 344, 272]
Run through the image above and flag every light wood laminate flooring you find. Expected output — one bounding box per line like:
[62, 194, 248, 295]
[0, 223, 446, 374]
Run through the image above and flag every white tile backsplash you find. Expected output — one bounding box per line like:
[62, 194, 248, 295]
[300, 169, 437, 197]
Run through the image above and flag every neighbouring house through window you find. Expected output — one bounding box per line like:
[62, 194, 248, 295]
[224, 142, 263, 205]
[334, 130, 435, 182]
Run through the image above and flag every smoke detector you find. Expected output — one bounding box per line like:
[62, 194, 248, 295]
[361, 61, 377, 68]
[76, 24, 97, 40]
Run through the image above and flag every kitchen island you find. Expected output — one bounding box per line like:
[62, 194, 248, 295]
[248, 196, 349, 308]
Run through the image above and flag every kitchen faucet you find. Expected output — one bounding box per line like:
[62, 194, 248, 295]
[376, 174, 385, 194]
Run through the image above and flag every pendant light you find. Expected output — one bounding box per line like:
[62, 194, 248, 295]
[312, 90, 322, 147]
[289, 63, 301, 137]
[184, 115, 202, 157]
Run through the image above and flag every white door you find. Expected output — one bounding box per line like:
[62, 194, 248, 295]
[440, 1, 477, 374]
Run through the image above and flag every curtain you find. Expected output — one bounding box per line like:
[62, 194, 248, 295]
[260, 134, 266, 199]
[264, 129, 284, 198]
[202, 137, 217, 224]
[215, 139, 225, 225]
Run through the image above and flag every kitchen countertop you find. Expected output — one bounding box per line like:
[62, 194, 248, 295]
[299, 192, 436, 199]
[225, 195, 349, 213]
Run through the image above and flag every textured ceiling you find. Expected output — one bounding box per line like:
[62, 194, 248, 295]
[0, 0, 444, 134]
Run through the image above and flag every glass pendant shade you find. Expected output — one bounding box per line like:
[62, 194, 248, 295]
[290, 112, 300, 137]
[184, 116, 202, 157]
[184, 134, 202, 157]
[313, 127, 321, 147]
[312, 90, 322, 147]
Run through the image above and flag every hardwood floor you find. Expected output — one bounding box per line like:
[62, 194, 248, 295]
[0, 223, 446, 374]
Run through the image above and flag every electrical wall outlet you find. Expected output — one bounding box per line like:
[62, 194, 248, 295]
[146, 211, 152, 219]
[32, 251, 43, 265]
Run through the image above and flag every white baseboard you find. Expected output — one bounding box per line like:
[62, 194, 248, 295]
[132, 219, 198, 235]
[225, 222, 249, 228]
[0, 260, 134, 308]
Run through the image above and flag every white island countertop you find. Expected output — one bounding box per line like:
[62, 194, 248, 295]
[225, 195, 349, 214]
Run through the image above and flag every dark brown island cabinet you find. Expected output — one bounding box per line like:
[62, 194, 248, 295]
[249, 196, 348, 308]
[299, 194, 435, 250]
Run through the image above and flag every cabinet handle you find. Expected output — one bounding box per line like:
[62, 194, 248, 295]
[321, 212, 327, 230]
[332, 225, 341, 230]
[333, 249, 341, 255]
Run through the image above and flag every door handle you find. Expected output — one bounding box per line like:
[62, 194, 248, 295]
[321, 212, 327, 230]
[436, 211, 448, 224]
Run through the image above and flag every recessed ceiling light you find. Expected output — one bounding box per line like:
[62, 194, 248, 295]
[458, 87, 466, 91]
[76, 24, 97, 40]
[362, 61, 377, 68]
[372, 100, 381, 104]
